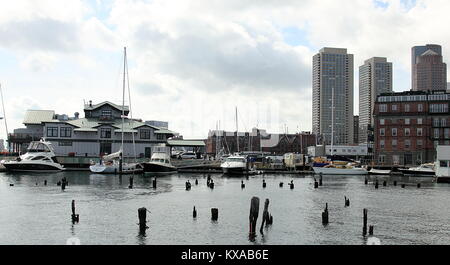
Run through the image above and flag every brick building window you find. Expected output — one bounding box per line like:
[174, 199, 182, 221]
[405, 128, 410, 136]
[392, 128, 397, 136]
[405, 139, 411, 149]
[434, 128, 440, 139]
[380, 140, 385, 149]
[379, 104, 387, 112]
[405, 118, 410, 125]
[445, 128, 450, 139]
[433, 118, 440, 127]
[417, 128, 423, 136]
[380, 119, 385, 125]
[392, 139, 397, 148]
[405, 104, 410, 112]
[441, 118, 447, 127]
[380, 128, 385, 136]
[417, 118, 423, 125]
[391, 104, 398, 111]
[418, 104, 423, 112]
[417, 139, 423, 147]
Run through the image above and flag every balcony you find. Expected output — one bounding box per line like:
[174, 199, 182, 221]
[8, 133, 43, 143]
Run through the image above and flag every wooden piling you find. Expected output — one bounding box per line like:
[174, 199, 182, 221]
[383, 180, 387, 187]
[279, 182, 283, 187]
[211, 208, 218, 221]
[364, 178, 368, 185]
[195, 179, 198, 185]
[401, 184, 405, 188]
[363, 208, 368, 236]
[209, 180, 214, 189]
[417, 183, 421, 188]
[314, 178, 318, 189]
[322, 203, 329, 225]
[319, 174, 323, 186]
[344, 196, 350, 207]
[152, 178, 156, 189]
[241, 180, 245, 189]
[290, 180, 294, 189]
[249, 197, 260, 236]
[129, 176, 133, 189]
[193, 206, 197, 218]
[262, 179, 266, 188]
[185, 181, 191, 190]
[260, 199, 271, 233]
[44, 180, 47, 186]
[375, 179, 379, 189]
[393, 180, 397, 186]
[369, 225, 374, 236]
[71, 200, 79, 223]
[138, 207, 148, 233]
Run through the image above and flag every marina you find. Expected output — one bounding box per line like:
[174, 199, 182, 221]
[0, 171, 449, 245]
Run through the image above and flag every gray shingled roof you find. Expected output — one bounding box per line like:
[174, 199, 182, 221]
[23, 110, 55, 125]
[83, 101, 129, 112]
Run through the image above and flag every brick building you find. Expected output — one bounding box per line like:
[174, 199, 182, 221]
[374, 90, 450, 166]
[206, 128, 316, 155]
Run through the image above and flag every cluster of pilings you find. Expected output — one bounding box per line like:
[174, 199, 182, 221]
[364, 177, 422, 189]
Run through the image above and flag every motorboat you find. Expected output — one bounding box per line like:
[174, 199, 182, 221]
[398, 163, 435, 176]
[313, 162, 368, 175]
[2, 139, 65, 172]
[369, 168, 392, 175]
[221, 154, 250, 175]
[141, 146, 177, 174]
[436, 145, 450, 183]
[89, 150, 142, 174]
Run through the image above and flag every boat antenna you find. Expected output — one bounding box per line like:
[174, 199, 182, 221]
[235, 106, 239, 153]
[0, 83, 9, 151]
[120, 47, 126, 173]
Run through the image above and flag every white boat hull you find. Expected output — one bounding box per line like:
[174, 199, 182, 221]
[89, 163, 141, 174]
[369, 169, 392, 175]
[313, 167, 368, 175]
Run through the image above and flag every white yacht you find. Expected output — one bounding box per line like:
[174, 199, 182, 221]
[398, 163, 435, 176]
[313, 162, 368, 175]
[436, 145, 450, 183]
[220, 154, 249, 175]
[2, 140, 65, 172]
[141, 146, 177, 174]
[89, 150, 141, 174]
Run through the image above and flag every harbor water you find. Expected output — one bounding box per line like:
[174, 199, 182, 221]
[0, 171, 449, 245]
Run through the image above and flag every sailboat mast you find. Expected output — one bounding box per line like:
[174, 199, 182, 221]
[122, 47, 126, 150]
[0, 84, 9, 152]
[330, 86, 334, 156]
[235, 107, 239, 153]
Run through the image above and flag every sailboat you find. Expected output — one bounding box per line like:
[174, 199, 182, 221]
[312, 87, 367, 175]
[89, 47, 142, 174]
[221, 107, 251, 175]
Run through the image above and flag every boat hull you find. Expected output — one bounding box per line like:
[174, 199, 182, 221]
[369, 169, 392, 175]
[398, 169, 435, 177]
[313, 166, 368, 175]
[3, 161, 64, 172]
[89, 163, 141, 174]
[142, 162, 177, 174]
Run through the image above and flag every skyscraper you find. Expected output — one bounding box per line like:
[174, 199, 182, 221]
[312, 47, 354, 145]
[359, 57, 392, 143]
[412, 44, 447, 91]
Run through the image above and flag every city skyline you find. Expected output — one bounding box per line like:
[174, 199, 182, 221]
[1, 0, 450, 141]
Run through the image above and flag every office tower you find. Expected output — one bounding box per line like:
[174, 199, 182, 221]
[312, 47, 354, 145]
[412, 44, 447, 91]
[359, 57, 393, 143]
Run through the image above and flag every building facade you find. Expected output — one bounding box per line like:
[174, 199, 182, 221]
[359, 57, 393, 144]
[374, 90, 450, 166]
[412, 44, 447, 91]
[9, 101, 177, 158]
[312, 47, 354, 145]
[206, 128, 316, 155]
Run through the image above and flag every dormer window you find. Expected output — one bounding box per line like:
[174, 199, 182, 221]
[101, 110, 112, 120]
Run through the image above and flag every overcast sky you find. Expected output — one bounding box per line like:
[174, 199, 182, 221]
[0, 0, 449, 141]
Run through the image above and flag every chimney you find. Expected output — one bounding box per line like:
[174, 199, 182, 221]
[89, 100, 92, 107]
[74, 112, 79, 119]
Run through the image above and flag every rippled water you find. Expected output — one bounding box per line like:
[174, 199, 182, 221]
[0, 171, 449, 245]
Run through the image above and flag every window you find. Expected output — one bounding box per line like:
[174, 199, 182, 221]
[391, 104, 397, 111]
[433, 118, 440, 127]
[430, 103, 448, 113]
[47, 127, 58, 137]
[379, 104, 387, 112]
[58, 141, 73, 146]
[441, 118, 447, 127]
[418, 104, 423, 112]
[405, 118, 410, 125]
[445, 128, 450, 139]
[417, 118, 423, 125]
[405, 128, 410, 136]
[100, 128, 112, 138]
[379, 155, 385, 163]
[434, 128, 440, 139]
[140, 129, 151, 139]
[440, 161, 449, 167]
[393, 155, 400, 165]
[417, 139, 423, 147]
[380, 119, 385, 125]
[101, 110, 112, 119]
[156, 134, 165, 140]
[417, 128, 423, 136]
[392, 139, 397, 148]
[380, 128, 385, 136]
[405, 104, 410, 112]
[60, 127, 72, 138]
[405, 139, 411, 149]
[392, 128, 397, 136]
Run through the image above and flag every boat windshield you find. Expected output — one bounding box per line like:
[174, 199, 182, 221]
[27, 142, 51, 152]
[151, 158, 168, 163]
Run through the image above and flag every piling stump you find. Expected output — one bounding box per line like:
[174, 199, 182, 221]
[152, 178, 157, 189]
[129, 176, 134, 189]
[193, 206, 197, 218]
[279, 182, 283, 187]
[241, 180, 245, 189]
[383, 181, 387, 187]
[417, 183, 421, 188]
[369, 225, 374, 236]
[249, 197, 260, 236]
[44, 180, 47, 186]
[211, 208, 218, 221]
[363, 208, 368, 236]
[393, 181, 397, 186]
[262, 179, 266, 188]
[138, 207, 149, 233]
[401, 184, 406, 188]
[322, 203, 329, 225]
[260, 199, 271, 233]
[71, 200, 79, 223]
[364, 178, 368, 185]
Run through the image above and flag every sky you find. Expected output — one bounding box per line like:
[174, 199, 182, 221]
[0, 0, 449, 141]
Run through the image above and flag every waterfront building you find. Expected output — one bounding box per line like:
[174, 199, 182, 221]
[373, 90, 450, 166]
[206, 128, 316, 155]
[312, 47, 354, 145]
[9, 101, 177, 158]
[359, 57, 393, 144]
[412, 44, 447, 91]
[307, 144, 369, 161]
